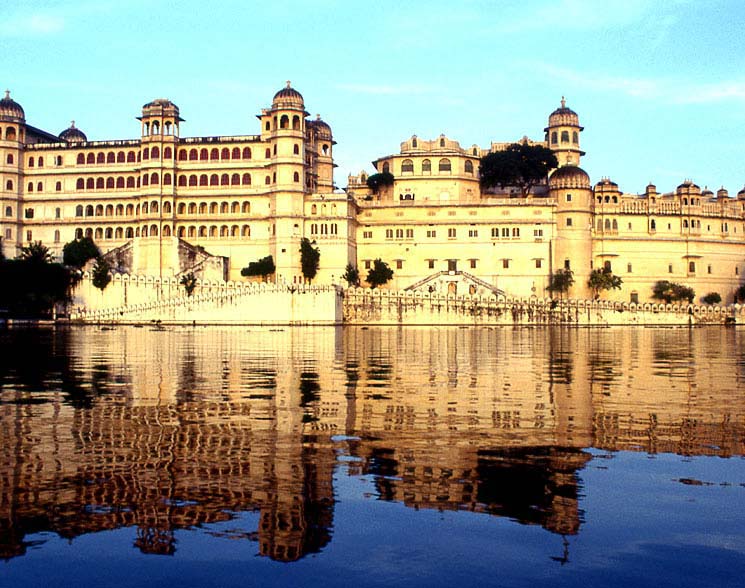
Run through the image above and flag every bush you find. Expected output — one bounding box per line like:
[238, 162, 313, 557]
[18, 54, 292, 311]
[652, 280, 695, 304]
[701, 292, 721, 305]
[366, 259, 394, 289]
[366, 172, 394, 192]
[241, 255, 275, 281]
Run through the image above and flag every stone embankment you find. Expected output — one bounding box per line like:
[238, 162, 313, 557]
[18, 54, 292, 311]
[67, 274, 743, 326]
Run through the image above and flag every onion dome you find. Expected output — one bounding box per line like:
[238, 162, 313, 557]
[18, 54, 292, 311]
[595, 177, 618, 188]
[676, 179, 700, 193]
[59, 120, 87, 143]
[716, 187, 728, 199]
[547, 96, 579, 127]
[549, 165, 590, 189]
[140, 98, 181, 120]
[701, 187, 714, 199]
[0, 90, 25, 122]
[272, 80, 304, 109]
[737, 186, 745, 200]
[308, 114, 332, 139]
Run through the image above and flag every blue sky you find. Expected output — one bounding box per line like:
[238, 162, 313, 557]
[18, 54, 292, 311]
[4, 0, 745, 195]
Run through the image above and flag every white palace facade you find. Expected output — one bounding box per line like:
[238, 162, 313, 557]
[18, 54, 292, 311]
[1, 85, 744, 303]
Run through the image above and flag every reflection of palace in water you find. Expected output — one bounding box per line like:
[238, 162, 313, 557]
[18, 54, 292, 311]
[1, 326, 744, 560]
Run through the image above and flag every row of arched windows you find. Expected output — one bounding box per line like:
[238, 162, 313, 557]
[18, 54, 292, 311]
[77, 151, 141, 165]
[596, 218, 619, 231]
[71, 171, 281, 190]
[73, 224, 252, 241]
[0, 127, 18, 141]
[76, 176, 139, 190]
[178, 173, 258, 186]
[73, 200, 253, 218]
[550, 130, 579, 145]
[178, 146, 255, 161]
[26, 181, 62, 192]
[392, 158, 459, 175]
[597, 195, 620, 204]
[142, 121, 175, 136]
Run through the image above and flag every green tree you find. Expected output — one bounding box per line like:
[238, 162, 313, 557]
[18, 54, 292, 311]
[341, 263, 360, 287]
[0, 254, 73, 317]
[587, 267, 623, 299]
[366, 258, 394, 289]
[21, 241, 54, 264]
[736, 284, 745, 303]
[366, 171, 394, 193]
[479, 142, 558, 197]
[702, 292, 721, 305]
[299, 238, 320, 283]
[180, 271, 197, 296]
[241, 255, 276, 281]
[63, 237, 100, 269]
[91, 257, 112, 291]
[547, 268, 574, 299]
[652, 280, 695, 304]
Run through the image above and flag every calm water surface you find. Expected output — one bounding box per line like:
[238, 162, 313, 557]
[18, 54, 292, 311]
[1, 325, 744, 587]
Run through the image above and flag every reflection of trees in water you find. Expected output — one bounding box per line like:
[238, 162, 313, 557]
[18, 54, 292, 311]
[546, 328, 574, 386]
[0, 327, 113, 408]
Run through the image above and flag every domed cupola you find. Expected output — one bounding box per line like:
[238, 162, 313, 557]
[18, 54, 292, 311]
[141, 98, 181, 119]
[272, 81, 304, 109]
[545, 97, 585, 167]
[0, 90, 25, 122]
[308, 114, 332, 140]
[549, 165, 590, 189]
[59, 120, 87, 143]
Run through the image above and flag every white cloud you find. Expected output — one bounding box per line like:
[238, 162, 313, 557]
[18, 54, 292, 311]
[533, 63, 745, 104]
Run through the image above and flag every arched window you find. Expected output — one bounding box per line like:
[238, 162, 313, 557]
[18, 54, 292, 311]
[422, 159, 431, 173]
[293, 144, 300, 155]
[124, 227, 133, 238]
[104, 177, 114, 189]
[293, 171, 300, 182]
[265, 121, 270, 131]
[115, 227, 123, 239]
[210, 174, 219, 186]
[438, 158, 451, 172]
[127, 151, 136, 162]
[126, 204, 134, 216]
[322, 144, 329, 155]
[220, 225, 228, 237]
[95, 205, 103, 217]
[199, 226, 207, 237]
[149, 224, 157, 236]
[107, 152, 115, 163]
[243, 147, 251, 159]
[612, 219, 618, 230]
[572, 131, 578, 144]
[36, 181, 43, 192]
[273, 144, 277, 155]
[683, 219, 689, 228]
[177, 226, 185, 237]
[37, 157, 44, 167]
[231, 225, 239, 237]
[116, 204, 124, 216]
[199, 202, 207, 214]
[179, 149, 187, 160]
[188, 203, 197, 214]
[142, 174, 149, 186]
[142, 202, 149, 214]
[242, 202, 250, 214]
[6, 127, 15, 140]
[189, 149, 198, 160]
[189, 175, 197, 186]
[105, 227, 112, 239]
[199, 174, 208, 186]
[178, 175, 187, 186]
[551, 131, 557, 144]
[265, 175, 270, 185]
[561, 130, 570, 143]
[210, 202, 218, 214]
[210, 148, 219, 160]
[151, 201, 159, 213]
[440, 138, 445, 147]
[163, 225, 171, 237]
[265, 148, 271, 159]
[200, 148, 208, 160]
[117, 151, 125, 163]
[401, 159, 414, 173]
[604, 219, 611, 230]
[465, 160, 474, 175]
[86, 178, 94, 190]
[231, 201, 240, 213]
[177, 203, 185, 214]
[87, 153, 95, 164]
[76, 178, 84, 190]
[163, 173, 171, 185]
[221, 147, 230, 160]
[76, 205, 84, 217]
[126, 177, 135, 188]
[220, 201, 229, 214]
[232, 147, 241, 159]
[97, 152, 105, 164]
[242, 225, 250, 237]
[85, 228, 93, 238]
[28, 157, 34, 167]
[382, 162, 390, 173]
[220, 173, 229, 186]
[242, 173, 252, 185]
[4, 179, 11, 190]
[292, 115, 300, 130]
[596, 218, 602, 231]
[27, 182, 33, 192]
[96, 177, 104, 189]
[142, 147, 150, 160]
[151, 146, 160, 159]
[77, 153, 84, 165]
[231, 173, 240, 185]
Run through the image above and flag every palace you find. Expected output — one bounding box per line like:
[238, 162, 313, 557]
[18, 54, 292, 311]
[1, 85, 744, 302]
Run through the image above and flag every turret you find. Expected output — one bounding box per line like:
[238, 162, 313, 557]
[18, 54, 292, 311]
[545, 98, 585, 167]
[549, 165, 593, 298]
[0, 90, 25, 258]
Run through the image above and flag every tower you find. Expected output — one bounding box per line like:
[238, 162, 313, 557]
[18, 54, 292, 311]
[259, 82, 309, 282]
[549, 165, 593, 299]
[545, 98, 585, 167]
[0, 91, 25, 258]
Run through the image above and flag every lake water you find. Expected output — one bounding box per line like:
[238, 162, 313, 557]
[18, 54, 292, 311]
[1, 325, 744, 587]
